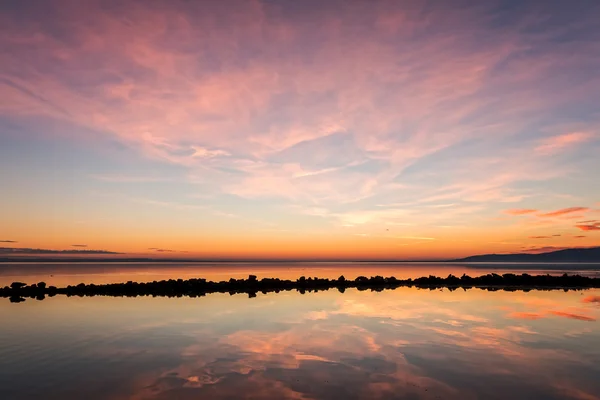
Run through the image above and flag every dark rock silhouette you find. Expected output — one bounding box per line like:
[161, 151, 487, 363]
[2, 273, 600, 303]
[10, 282, 26, 290]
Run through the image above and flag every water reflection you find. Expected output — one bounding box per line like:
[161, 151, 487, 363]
[0, 288, 599, 399]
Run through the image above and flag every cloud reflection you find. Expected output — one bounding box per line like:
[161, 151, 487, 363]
[104, 289, 600, 399]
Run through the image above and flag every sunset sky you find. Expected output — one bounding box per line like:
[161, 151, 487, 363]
[1, 0, 599, 259]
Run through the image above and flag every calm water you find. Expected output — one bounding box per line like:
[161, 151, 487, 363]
[2, 261, 600, 286]
[1, 263, 600, 399]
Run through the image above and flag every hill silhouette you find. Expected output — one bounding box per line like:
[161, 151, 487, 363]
[453, 247, 600, 263]
[0, 247, 599, 263]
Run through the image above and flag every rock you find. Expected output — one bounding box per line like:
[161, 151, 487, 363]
[10, 282, 26, 290]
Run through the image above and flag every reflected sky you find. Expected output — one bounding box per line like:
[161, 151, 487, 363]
[1, 286, 599, 399]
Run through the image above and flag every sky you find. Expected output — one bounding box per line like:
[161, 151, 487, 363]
[1, 0, 599, 260]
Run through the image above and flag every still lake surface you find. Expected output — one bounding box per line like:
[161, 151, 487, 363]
[1, 262, 600, 399]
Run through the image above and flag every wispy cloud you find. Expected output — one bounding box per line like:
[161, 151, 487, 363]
[0, 247, 120, 255]
[0, 1, 599, 257]
[191, 146, 231, 159]
[71, 244, 87, 247]
[575, 221, 600, 231]
[395, 236, 436, 241]
[148, 248, 176, 253]
[91, 174, 172, 183]
[505, 209, 538, 215]
[535, 132, 595, 155]
[125, 196, 206, 211]
[538, 207, 589, 217]
[0, 240, 17, 243]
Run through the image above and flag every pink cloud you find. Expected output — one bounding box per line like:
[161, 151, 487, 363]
[1, 0, 599, 241]
[535, 132, 594, 155]
[575, 223, 600, 231]
[538, 207, 589, 217]
[505, 209, 538, 215]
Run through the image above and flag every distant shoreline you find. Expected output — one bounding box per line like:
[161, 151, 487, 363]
[2, 259, 600, 264]
[0, 257, 452, 263]
[3, 273, 600, 303]
[1, 246, 598, 264]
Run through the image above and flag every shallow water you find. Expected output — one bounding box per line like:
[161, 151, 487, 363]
[2, 261, 600, 287]
[1, 264, 600, 399]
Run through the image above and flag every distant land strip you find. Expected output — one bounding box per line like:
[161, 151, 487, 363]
[1, 246, 599, 263]
[3, 273, 600, 303]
